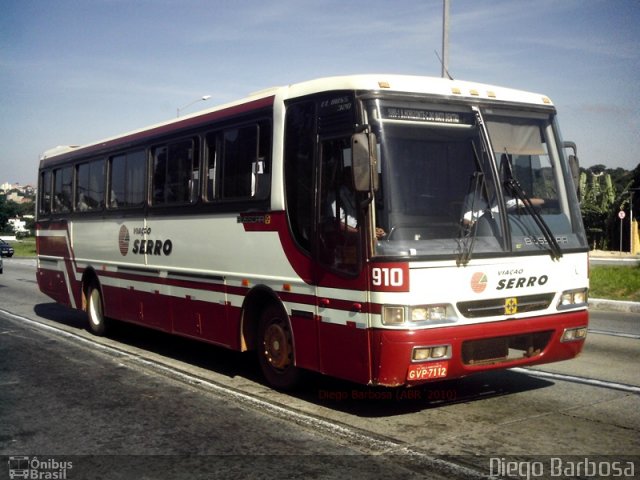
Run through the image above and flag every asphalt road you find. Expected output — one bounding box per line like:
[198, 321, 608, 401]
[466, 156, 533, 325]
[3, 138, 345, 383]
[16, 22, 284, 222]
[1, 312, 451, 480]
[0, 258, 638, 479]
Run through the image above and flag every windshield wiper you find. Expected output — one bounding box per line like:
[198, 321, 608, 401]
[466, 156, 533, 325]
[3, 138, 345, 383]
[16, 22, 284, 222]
[457, 141, 490, 266]
[457, 171, 483, 266]
[503, 176, 563, 260]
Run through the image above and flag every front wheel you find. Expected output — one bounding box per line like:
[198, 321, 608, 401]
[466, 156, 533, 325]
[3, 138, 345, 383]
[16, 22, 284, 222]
[257, 305, 303, 390]
[87, 283, 108, 336]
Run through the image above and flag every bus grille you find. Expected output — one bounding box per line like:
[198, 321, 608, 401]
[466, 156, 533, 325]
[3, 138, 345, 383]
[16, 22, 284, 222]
[461, 331, 553, 365]
[457, 293, 555, 318]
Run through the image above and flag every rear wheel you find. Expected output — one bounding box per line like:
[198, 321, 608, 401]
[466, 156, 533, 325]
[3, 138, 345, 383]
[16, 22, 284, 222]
[258, 305, 303, 390]
[87, 283, 108, 336]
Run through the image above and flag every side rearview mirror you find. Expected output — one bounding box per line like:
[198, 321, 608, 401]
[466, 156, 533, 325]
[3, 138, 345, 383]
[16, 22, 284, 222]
[351, 132, 379, 192]
[563, 141, 580, 192]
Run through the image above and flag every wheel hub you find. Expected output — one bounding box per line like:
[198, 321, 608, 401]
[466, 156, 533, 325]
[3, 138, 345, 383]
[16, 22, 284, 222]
[264, 323, 291, 370]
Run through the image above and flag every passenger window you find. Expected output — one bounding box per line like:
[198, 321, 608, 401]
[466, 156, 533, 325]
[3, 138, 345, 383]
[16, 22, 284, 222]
[205, 120, 271, 202]
[76, 160, 105, 211]
[39, 170, 52, 215]
[205, 132, 219, 201]
[109, 150, 146, 208]
[152, 139, 198, 205]
[53, 166, 73, 213]
[221, 125, 258, 198]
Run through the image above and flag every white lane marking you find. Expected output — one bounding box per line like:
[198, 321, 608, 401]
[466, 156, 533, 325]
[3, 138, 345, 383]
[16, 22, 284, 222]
[588, 328, 640, 340]
[511, 367, 640, 394]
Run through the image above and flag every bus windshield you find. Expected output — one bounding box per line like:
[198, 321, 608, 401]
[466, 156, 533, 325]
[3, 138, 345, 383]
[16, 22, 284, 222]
[367, 99, 587, 259]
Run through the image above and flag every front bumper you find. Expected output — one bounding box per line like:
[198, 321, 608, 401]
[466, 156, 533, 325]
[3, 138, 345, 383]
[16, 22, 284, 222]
[371, 310, 588, 387]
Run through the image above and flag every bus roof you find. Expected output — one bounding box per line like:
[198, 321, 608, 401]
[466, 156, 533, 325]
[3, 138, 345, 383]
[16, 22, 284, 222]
[40, 74, 554, 165]
[282, 74, 553, 106]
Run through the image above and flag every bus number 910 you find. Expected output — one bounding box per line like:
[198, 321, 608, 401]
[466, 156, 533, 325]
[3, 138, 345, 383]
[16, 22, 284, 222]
[371, 266, 407, 291]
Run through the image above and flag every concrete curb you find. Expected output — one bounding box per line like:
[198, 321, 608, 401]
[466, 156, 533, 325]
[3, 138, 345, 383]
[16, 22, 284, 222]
[589, 298, 640, 314]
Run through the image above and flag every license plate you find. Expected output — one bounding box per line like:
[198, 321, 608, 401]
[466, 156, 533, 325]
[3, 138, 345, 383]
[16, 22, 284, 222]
[406, 361, 449, 381]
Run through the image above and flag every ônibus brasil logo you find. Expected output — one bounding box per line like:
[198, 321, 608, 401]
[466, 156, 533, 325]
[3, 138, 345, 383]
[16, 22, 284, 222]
[119, 225, 130, 256]
[470, 272, 488, 293]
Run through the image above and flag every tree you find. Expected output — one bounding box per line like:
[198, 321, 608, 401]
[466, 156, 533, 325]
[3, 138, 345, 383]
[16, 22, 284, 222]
[578, 163, 640, 250]
[579, 170, 616, 249]
[0, 196, 19, 232]
[588, 164, 607, 175]
[0, 194, 35, 235]
[608, 163, 640, 251]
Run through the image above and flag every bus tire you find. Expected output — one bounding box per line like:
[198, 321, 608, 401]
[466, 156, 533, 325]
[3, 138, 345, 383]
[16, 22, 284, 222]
[257, 305, 302, 390]
[87, 283, 108, 336]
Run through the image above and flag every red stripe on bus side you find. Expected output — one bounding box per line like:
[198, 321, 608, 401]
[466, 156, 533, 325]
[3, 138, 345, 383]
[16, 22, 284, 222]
[37, 225, 383, 316]
[37, 221, 83, 307]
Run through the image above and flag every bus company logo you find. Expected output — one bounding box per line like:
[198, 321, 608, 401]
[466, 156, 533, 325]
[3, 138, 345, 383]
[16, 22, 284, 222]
[470, 272, 488, 293]
[118, 225, 130, 256]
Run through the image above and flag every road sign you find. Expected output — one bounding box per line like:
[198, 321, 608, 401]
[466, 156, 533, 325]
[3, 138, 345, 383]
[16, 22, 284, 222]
[619, 210, 626, 252]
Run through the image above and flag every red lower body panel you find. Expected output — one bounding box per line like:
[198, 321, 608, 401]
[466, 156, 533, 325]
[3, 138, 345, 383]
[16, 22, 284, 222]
[37, 268, 72, 307]
[102, 283, 238, 349]
[371, 310, 588, 387]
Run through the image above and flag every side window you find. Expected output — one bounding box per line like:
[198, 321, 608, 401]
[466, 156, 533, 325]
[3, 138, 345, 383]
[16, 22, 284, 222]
[284, 101, 316, 253]
[255, 121, 271, 198]
[39, 170, 52, 215]
[53, 166, 73, 213]
[152, 138, 198, 205]
[205, 120, 271, 202]
[109, 150, 146, 209]
[76, 159, 105, 211]
[221, 125, 257, 198]
[205, 132, 219, 201]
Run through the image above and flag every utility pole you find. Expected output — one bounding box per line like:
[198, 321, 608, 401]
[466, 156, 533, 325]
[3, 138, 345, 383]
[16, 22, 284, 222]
[442, 0, 450, 79]
[630, 188, 640, 254]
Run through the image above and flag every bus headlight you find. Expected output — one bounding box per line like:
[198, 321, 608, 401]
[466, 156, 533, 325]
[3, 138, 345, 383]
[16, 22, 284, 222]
[430, 345, 449, 358]
[382, 305, 456, 325]
[561, 326, 588, 342]
[411, 305, 448, 322]
[412, 347, 432, 361]
[382, 306, 405, 325]
[412, 344, 451, 361]
[558, 288, 588, 309]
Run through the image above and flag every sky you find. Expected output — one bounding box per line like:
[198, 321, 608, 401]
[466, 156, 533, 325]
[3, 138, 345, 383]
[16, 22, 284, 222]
[1, 0, 639, 186]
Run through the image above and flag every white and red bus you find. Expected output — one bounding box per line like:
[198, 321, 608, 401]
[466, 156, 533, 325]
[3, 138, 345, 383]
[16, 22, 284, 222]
[36, 75, 589, 389]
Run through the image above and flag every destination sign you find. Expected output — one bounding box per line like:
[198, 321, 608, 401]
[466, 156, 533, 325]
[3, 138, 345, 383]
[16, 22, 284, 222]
[381, 107, 472, 125]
